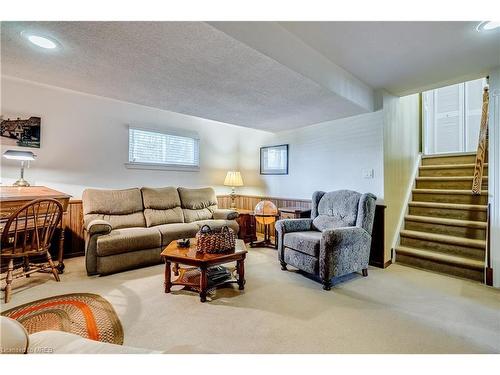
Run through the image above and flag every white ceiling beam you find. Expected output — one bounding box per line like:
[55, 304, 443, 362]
[208, 21, 375, 113]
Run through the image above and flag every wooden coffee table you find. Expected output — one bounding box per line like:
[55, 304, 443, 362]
[161, 238, 248, 302]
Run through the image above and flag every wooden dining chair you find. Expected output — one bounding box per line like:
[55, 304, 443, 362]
[1, 198, 63, 303]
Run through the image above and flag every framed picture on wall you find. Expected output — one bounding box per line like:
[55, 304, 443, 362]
[260, 144, 289, 175]
[0, 115, 41, 148]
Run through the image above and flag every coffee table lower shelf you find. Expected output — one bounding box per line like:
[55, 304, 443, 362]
[172, 266, 241, 292]
[164, 263, 245, 302]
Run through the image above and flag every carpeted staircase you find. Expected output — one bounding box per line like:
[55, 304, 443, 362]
[396, 152, 487, 282]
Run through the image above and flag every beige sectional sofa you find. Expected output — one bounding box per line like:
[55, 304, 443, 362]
[82, 186, 239, 276]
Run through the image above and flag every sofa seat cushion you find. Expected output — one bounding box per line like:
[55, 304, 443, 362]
[195, 219, 239, 234]
[155, 223, 199, 247]
[284, 231, 322, 257]
[96, 227, 161, 256]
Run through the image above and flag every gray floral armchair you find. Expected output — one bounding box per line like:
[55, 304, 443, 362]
[275, 190, 377, 290]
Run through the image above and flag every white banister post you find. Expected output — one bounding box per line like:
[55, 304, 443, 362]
[488, 67, 500, 287]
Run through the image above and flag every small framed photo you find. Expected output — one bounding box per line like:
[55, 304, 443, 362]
[260, 144, 289, 175]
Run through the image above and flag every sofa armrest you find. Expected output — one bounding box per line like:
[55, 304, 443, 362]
[85, 219, 112, 236]
[275, 218, 313, 235]
[212, 209, 239, 220]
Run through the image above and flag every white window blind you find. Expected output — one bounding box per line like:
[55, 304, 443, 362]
[128, 128, 200, 170]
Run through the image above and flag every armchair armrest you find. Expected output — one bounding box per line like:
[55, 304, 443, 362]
[319, 226, 372, 282]
[84, 219, 112, 236]
[321, 226, 371, 247]
[275, 218, 313, 235]
[212, 209, 239, 220]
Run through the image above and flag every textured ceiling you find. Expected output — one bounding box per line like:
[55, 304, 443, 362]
[2, 22, 498, 132]
[280, 21, 500, 95]
[0, 21, 365, 132]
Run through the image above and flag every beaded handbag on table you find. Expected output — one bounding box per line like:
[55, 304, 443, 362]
[195, 225, 236, 254]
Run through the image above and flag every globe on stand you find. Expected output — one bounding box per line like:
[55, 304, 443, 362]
[251, 200, 278, 248]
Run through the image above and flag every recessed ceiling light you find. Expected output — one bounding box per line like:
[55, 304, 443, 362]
[476, 21, 500, 32]
[21, 32, 59, 49]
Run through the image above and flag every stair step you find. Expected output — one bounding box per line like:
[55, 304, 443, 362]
[421, 152, 477, 166]
[412, 189, 488, 204]
[405, 215, 486, 228]
[400, 229, 485, 249]
[419, 163, 488, 177]
[400, 229, 485, 260]
[396, 246, 484, 270]
[415, 176, 488, 190]
[404, 215, 486, 240]
[408, 201, 488, 221]
[396, 246, 485, 282]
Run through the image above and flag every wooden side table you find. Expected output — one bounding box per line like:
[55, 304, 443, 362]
[235, 209, 257, 243]
[279, 206, 311, 220]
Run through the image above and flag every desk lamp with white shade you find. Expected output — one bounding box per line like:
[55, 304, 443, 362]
[2, 150, 36, 187]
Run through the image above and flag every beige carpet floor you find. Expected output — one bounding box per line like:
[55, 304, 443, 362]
[2, 247, 500, 353]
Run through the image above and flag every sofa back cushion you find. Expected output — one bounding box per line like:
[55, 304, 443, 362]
[82, 188, 146, 229]
[312, 190, 361, 231]
[178, 187, 217, 223]
[141, 187, 184, 227]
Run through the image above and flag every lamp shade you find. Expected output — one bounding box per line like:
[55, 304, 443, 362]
[224, 171, 244, 187]
[3, 150, 36, 161]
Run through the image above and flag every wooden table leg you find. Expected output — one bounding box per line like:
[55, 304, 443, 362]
[164, 259, 171, 293]
[237, 259, 245, 290]
[200, 266, 208, 302]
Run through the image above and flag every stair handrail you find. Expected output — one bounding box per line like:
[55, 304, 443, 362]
[472, 84, 489, 195]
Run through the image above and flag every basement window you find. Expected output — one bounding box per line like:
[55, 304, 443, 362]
[126, 127, 200, 171]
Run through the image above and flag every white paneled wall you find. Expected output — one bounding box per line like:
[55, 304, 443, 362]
[259, 111, 384, 200]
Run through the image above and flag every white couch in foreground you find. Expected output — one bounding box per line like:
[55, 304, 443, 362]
[1, 317, 158, 354]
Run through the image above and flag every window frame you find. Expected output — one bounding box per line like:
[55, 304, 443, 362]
[125, 125, 200, 172]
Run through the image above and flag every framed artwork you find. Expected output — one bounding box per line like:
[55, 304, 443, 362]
[260, 144, 288, 175]
[0, 116, 41, 148]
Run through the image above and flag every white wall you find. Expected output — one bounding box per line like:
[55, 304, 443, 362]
[259, 111, 384, 200]
[488, 67, 500, 287]
[0, 76, 269, 198]
[382, 93, 421, 262]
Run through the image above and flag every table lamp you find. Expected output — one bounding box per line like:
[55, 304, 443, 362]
[224, 171, 243, 208]
[2, 150, 36, 187]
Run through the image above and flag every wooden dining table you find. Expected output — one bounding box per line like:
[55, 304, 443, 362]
[0, 186, 71, 272]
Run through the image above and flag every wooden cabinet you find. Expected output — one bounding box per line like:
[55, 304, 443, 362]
[236, 209, 257, 243]
[279, 207, 311, 220]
